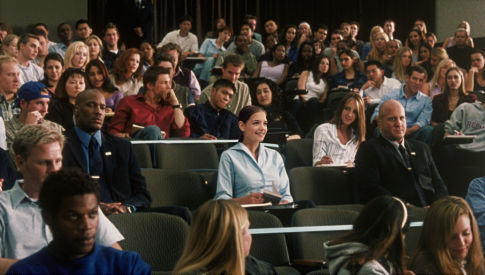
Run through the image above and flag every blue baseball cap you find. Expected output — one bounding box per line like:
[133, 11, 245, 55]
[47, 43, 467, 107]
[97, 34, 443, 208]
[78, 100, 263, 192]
[15, 81, 49, 108]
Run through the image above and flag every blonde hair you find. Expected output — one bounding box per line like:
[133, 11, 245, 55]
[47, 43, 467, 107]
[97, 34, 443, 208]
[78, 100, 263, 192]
[0, 55, 17, 73]
[367, 31, 389, 62]
[173, 200, 248, 275]
[1, 34, 18, 57]
[64, 41, 90, 70]
[430, 47, 448, 63]
[430, 58, 456, 89]
[392, 47, 414, 83]
[85, 35, 103, 60]
[12, 124, 65, 160]
[368, 25, 384, 43]
[413, 196, 485, 275]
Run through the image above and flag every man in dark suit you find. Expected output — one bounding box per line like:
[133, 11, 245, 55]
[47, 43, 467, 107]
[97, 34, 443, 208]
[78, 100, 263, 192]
[62, 89, 151, 215]
[352, 99, 448, 206]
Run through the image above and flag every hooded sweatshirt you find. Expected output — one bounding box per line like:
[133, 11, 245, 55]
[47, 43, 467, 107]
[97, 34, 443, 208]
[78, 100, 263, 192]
[444, 102, 485, 152]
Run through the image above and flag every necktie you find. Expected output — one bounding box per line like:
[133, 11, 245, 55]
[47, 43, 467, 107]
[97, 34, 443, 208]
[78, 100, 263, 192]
[398, 145, 427, 207]
[89, 137, 112, 202]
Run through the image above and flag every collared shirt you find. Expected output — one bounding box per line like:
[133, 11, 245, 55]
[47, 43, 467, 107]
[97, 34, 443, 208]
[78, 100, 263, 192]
[312, 123, 359, 166]
[199, 80, 252, 115]
[0, 181, 123, 259]
[74, 127, 102, 174]
[382, 135, 407, 163]
[0, 117, 5, 150]
[158, 30, 198, 53]
[215, 143, 293, 202]
[48, 42, 68, 58]
[199, 38, 225, 57]
[0, 94, 20, 121]
[18, 62, 44, 87]
[215, 50, 258, 76]
[107, 94, 190, 138]
[173, 66, 201, 98]
[185, 101, 241, 139]
[362, 77, 402, 105]
[466, 176, 485, 249]
[371, 86, 432, 128]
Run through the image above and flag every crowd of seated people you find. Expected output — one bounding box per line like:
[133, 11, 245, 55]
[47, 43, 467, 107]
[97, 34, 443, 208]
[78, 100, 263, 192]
[1, 11, 485, 274]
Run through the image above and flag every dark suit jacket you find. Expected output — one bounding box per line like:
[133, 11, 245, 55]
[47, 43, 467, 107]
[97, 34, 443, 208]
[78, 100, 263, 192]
[62, 129, 151, 210]
[352, 135, 448, 206]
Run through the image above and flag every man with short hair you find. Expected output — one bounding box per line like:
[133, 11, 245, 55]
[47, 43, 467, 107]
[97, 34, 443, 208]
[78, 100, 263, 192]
[227, 23, 265, 60]
[102, 22, 122, 71]
[371, 65, 433, 144]
[263, 20, 278, 37]
[74, 19, 93, 42]
[186, 79, 241, 140]
[313, 24, 328, 48]
[361, 60, 401, 105]
[154, 53, 194, 108]
[5, 169, 151, 275]
[31, 28, 49, 68]
[215, 34, 257, 77]
[348, 21, 364, 54]
[383, 19, 397, 41]
[244, 14, 262, 43]
[32, 23, 56, 49]
[48, 22, 72, 58]
[158, 15, 198, 58]
[446, 28, 474, 70]
[63, 90, 152, 215]
[353, 99, 447, 206]
[0, 124, 123, 273]
[5, 81, 64, 166]
[199, 54, 252, 115]
[108, 67, 190, 139]
[0, 56, 20, 121]
[17, 33, 43, 86]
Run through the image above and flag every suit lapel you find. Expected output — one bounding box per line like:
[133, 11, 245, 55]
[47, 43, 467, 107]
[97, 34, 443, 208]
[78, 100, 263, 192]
[378, 136, 407, 169]
[101, 133, 114, 184]
[67, 130, 88, 172]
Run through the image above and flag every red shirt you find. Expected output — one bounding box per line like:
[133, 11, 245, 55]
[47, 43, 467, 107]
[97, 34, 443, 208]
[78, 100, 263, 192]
[108, 94, 190, 138]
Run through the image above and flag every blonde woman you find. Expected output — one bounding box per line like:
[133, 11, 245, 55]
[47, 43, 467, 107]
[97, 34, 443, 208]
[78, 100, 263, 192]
[63, 41, 89, 70]
[427, 58, 456, 98]
[411, 196, 485, 275]
[392, 47, 414, 83]
[0, 34, 18, 57]
[366, 31, 389, 63]
[429, 47, 448, 74]
[86, 34, 103, 62]
[443, 21, 475, 48]
[173, 200, 275, 275]
[361, 25, 384, 60]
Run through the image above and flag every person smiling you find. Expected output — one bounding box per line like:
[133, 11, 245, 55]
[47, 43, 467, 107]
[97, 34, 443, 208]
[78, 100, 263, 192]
[215, 105, 293, 205]
[313, 93, 365, 166]
[411, 196, 485, 274]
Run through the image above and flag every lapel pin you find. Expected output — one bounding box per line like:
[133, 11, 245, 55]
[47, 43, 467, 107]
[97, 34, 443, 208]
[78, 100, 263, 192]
[105, 152, 112, 156]
[410, 152, 416, 156]
[91, 175, 100, 179]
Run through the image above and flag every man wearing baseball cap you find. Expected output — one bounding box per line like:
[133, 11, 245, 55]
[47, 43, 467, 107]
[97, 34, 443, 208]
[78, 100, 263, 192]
[5, 81, 64, 168]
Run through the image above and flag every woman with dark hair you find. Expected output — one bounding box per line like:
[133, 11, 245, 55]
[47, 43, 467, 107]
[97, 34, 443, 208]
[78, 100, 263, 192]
[465, 49, 485, 92]
[288, 41, 315, 78]
[416, 43, 433, 81]
[331, 49, 367, 91]
[253, 43, 289, 85]
[109, 48, 143, 96]
[431, 67, 476, 125]
[325, 196, 412, 275]
[204, 17, 227, 40]
[215, 105, 293, 205]
[280, 24, 299, 63]
[405, 28, 426, 62]
[313, 92, 365, 166]
[139, 41, 154, 73]
[411, 196, 485, 275]
[252, 78, 302, 143]
[45, 68, 86, 130]
[86, 59, 123, 112]
[41, 52, 64, 95]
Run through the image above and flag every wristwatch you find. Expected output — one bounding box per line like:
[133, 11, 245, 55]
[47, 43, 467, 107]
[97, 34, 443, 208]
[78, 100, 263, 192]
[172, 104, 182, 109]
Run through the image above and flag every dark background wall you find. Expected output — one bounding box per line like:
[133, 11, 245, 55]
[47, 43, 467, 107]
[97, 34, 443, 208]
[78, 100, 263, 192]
[88, 0, 436, 44]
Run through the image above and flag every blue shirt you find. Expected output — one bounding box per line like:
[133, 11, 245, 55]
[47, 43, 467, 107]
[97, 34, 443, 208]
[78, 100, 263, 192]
[371, 85, 433, 128]
[199, 38, 226, 57]
[48, 42, 68, 58]
[185, 102, 241, 139]
[331, 70, 367, 90]
[0, 181, 123, 259]
[6, 244, 151, 275]
[73, 127, 102, 175]
[215, 143, 293, 202]
[466, 177, 485, 249]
